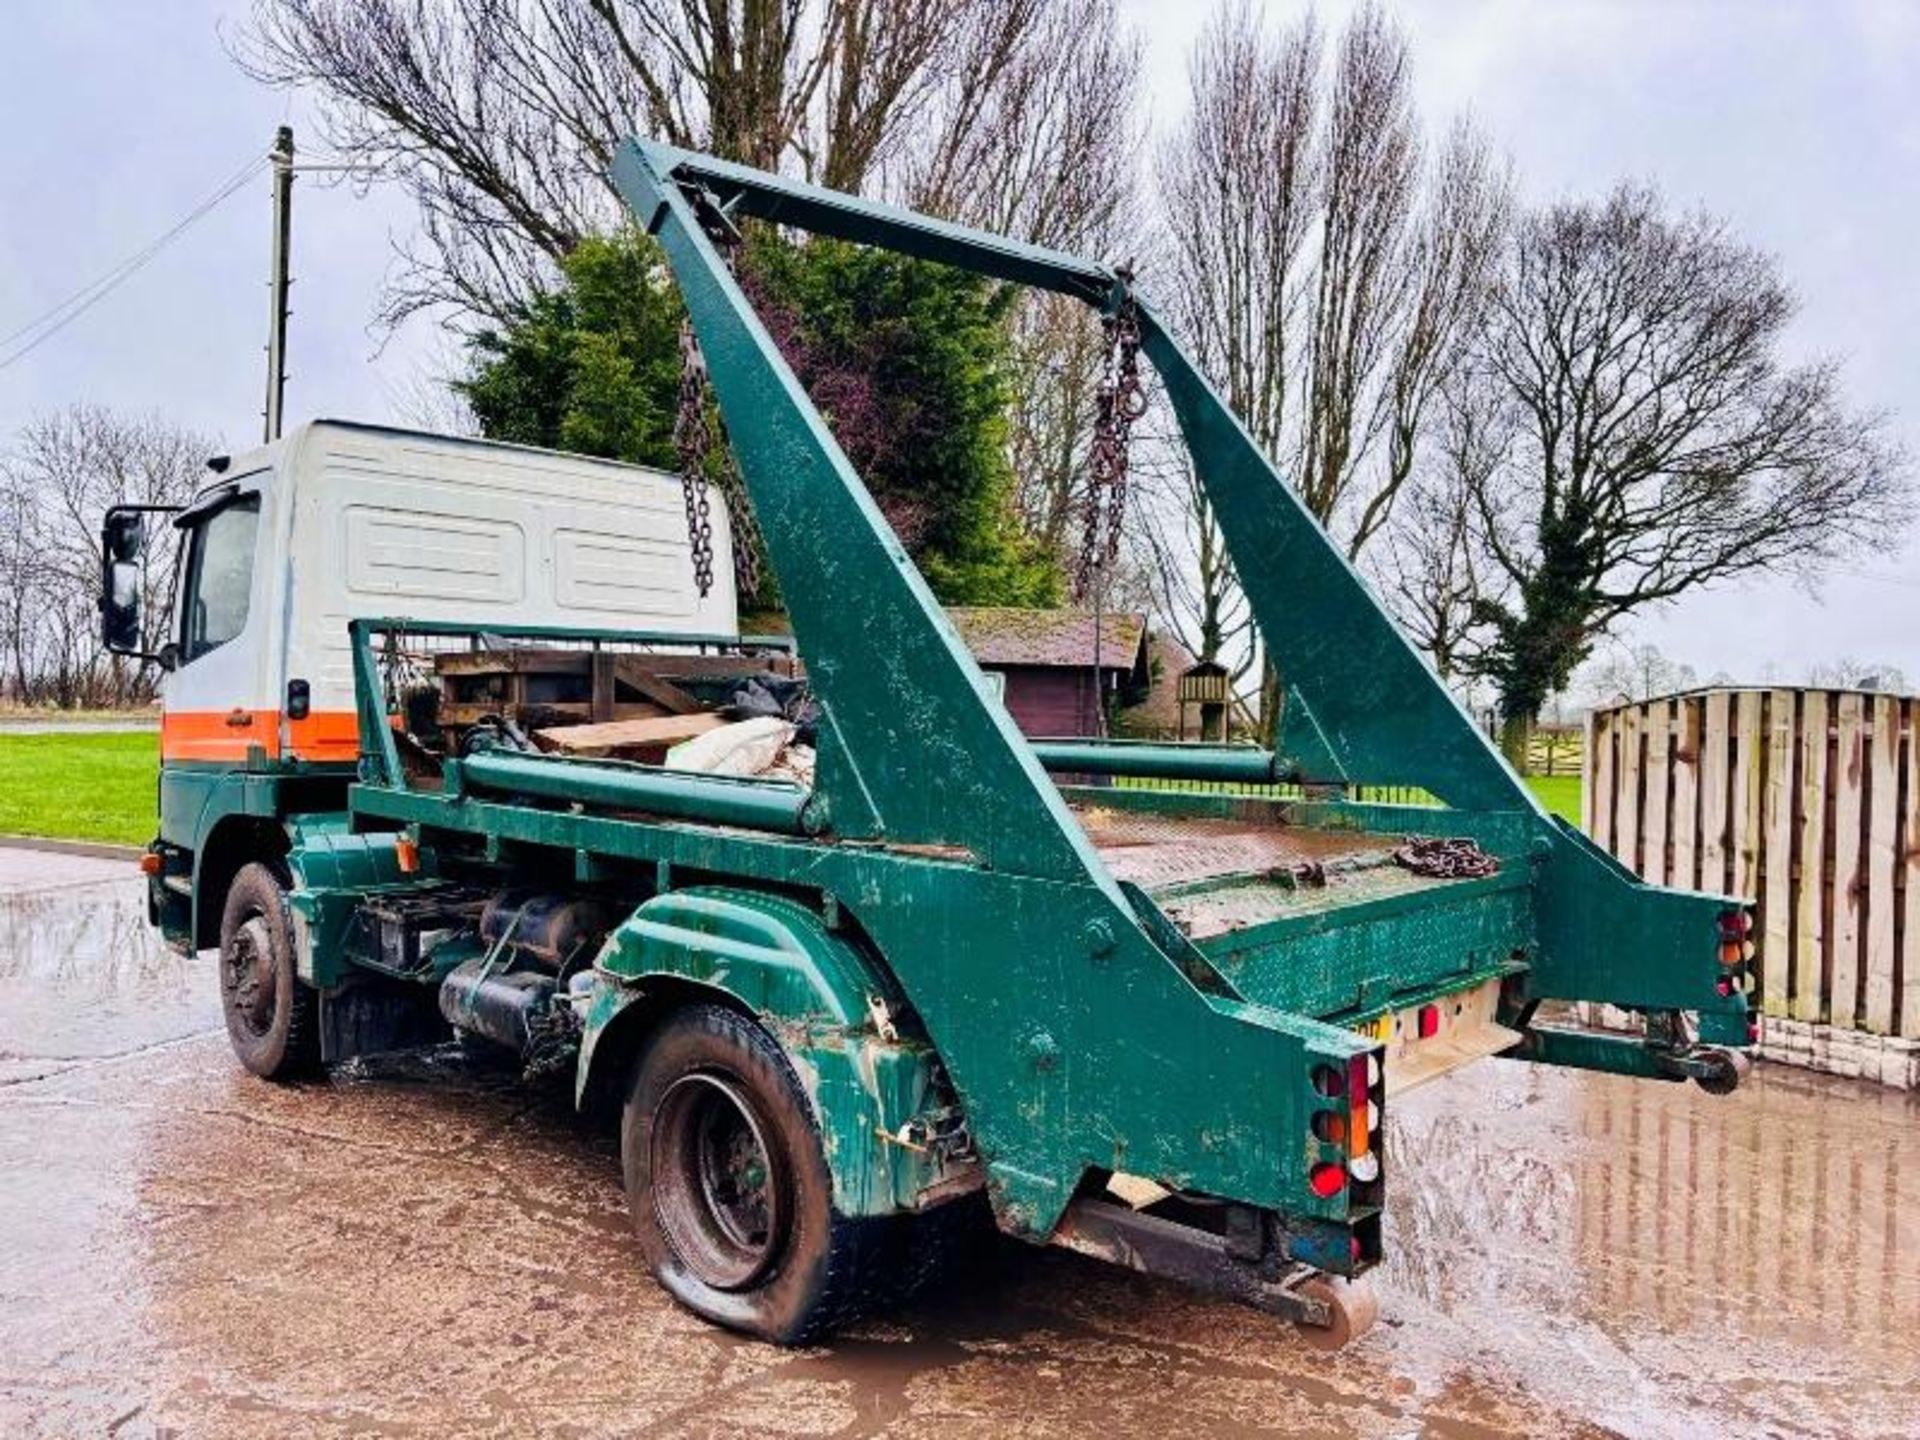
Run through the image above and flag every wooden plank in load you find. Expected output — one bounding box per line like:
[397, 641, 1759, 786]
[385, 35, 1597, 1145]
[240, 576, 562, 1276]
[591, 651, 617, 722]
[1671, 696, 1702, 891]
[439, 699, 591, 727]
[1700, 692, 1732, 895]
[1828, 691, 1866, 1031]
[611, 658, 705, 714]
[1793, 690, 1829, 1023]
[1864, 693, 1900, 1033]
[535, 712, 728, 759]
[435, 648, 593, 677]
[1761, 690, 1796, 1018]
[1643, 700, 1671, 885]
[633, 653, 802, 680]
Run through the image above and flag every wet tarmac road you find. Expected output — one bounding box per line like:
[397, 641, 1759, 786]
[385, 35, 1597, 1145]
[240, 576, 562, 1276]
[1, 849, 1916, 1438]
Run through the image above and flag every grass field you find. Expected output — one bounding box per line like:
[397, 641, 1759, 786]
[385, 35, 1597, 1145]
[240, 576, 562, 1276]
[0, 731, 159, 847]
[0, 729, 1588, 847]
[1525, 775, 1582, 825]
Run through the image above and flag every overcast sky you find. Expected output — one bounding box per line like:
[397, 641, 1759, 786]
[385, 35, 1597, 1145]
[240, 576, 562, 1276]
[2, 0, 1914, 688]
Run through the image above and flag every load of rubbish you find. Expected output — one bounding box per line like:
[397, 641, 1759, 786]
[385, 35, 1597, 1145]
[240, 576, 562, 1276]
[664, 674, 818, 787]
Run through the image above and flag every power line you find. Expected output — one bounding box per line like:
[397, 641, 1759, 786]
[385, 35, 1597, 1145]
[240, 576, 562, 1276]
[0, 150, 270, 373]
[0, 149, 266, 354]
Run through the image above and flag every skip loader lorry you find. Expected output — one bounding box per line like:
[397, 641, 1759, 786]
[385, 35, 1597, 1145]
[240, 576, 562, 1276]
[99, 142, 1755, 1350]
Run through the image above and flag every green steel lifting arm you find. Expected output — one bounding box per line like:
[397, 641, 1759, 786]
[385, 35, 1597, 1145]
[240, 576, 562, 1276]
[612, 140, 1123, 887]
[613, 139, 1531, 818]
[609, 139, 1749, 1043]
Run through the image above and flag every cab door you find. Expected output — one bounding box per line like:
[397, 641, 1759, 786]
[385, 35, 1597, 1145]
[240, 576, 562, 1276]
[160, 481, 275, 768]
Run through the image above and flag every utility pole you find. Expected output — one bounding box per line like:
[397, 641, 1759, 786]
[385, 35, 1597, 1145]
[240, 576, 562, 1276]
[263, 125, 294, 443]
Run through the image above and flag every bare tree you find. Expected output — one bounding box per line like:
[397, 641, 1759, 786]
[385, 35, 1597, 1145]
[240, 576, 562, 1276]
[1347, 119, 1509, 554]
[1582, 642, 1698, 708]
[1, 407, 215, 707]
[0, 471, 48, 700]
[1296, 3, 1418, 532]
[1463, 182, 1909, 755]
[902, 0, 1139, 251]
[1146, 3, 1317, 689]
[1805, 657, 1910, 692]
[1155, 3, 1320, 460]
[1378, 475, 1484, 683]
[1134, 456, 1255, 677]
[953, 1, 1141, 577]
[1007, 294, 1108, 550]
[1146, 2, 1506, 714]
[238, 0, 1138, 325]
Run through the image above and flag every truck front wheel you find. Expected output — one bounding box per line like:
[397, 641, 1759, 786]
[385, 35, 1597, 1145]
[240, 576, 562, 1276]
[621, 1004, 884, 1344]
[218, 862, 321, 1081]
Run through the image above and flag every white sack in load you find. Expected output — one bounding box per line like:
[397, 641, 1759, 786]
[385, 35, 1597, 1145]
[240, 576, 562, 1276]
[665, 716, 795, 777]
[763, 743, 816, 788]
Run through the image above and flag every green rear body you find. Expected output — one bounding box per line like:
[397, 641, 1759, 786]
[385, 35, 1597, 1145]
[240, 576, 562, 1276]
[153, 143, 1753, 1292]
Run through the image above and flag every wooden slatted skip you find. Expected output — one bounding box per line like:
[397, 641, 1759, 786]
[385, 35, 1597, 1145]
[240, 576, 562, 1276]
[1584, 687, 1920, 1084]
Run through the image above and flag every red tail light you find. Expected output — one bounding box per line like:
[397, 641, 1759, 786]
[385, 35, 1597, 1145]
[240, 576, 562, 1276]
[1417, 1004, 1439, 1039]
[1309, 1162, 1346, 1198]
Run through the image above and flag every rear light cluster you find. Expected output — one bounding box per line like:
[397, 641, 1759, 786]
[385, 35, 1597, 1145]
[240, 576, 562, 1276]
[1716, 908, 1757, 998]
[1308, 1051, 1385, 1205]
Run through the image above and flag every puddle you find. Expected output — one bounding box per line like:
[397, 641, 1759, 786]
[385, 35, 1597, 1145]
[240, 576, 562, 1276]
[0, 854, 1914, 1436]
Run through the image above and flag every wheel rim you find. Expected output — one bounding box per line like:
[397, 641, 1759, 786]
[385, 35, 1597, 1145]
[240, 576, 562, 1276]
[224, 914, 279, 1038]
[651, 1071, 788, 1291]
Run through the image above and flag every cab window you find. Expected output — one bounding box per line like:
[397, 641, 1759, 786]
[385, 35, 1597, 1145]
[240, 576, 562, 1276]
[179, 496, 261, 663]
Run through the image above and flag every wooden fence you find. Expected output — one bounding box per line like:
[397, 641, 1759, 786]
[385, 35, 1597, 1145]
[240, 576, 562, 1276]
[1585, 688, 1919, 1040]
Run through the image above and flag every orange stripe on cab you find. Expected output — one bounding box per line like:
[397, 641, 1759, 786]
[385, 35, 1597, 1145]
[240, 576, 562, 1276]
[161, 709, 363, 764]
[284, 708, 362, 763]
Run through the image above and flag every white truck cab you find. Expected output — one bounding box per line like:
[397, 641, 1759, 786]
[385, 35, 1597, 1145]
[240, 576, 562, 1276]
[101, 419, 732, 952]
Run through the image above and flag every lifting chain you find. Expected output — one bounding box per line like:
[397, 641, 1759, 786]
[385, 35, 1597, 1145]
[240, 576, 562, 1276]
[1392, 836, 1501, 880]
[673, 316, 718, 597]
[1074, 268, 1147, 604]
[673, 203, 763, 601]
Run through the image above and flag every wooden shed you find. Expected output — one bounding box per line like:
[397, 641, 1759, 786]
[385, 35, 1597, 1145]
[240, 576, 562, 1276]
[1585, 686, 1920, 1085]
[946, 607, 1149, 738]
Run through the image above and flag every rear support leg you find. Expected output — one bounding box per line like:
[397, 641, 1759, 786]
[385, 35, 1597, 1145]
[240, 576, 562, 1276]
[1049, 1197, 1381, 1348]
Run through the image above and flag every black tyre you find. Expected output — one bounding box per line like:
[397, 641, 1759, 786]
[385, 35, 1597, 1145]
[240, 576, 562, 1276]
[621, 1004, 886, 1344]
[218, 861, 321, 1081]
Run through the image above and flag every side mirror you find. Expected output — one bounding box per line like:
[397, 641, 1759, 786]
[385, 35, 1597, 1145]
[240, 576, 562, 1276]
[98, 503, 179, 661]
[105, 510, 145, 563]
[102, 557, 143, 653]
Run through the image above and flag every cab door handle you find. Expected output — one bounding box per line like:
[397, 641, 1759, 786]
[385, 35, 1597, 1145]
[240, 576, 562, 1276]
[224, 709, 254, 729]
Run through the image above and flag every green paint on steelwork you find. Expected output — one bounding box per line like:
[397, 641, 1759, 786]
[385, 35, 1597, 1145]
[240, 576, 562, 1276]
[350, 777, 1373, 1236]
[460, 748, 818, 833]
[580, 887, 949, 1217]
[286, 823, 432, 987]
[1030, 739, 1281, 784]
[304, 143, 1753, 1251]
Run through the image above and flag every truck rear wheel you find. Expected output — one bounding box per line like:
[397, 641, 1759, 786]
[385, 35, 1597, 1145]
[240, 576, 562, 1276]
[621, 1003, 884, 1344]
[218, 862, 320, 1081]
